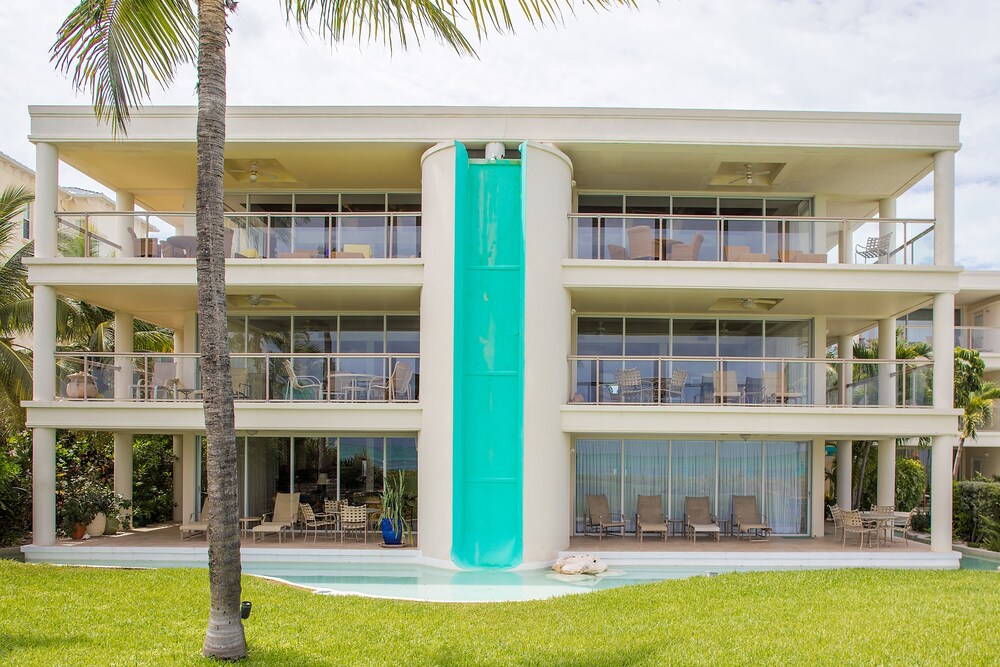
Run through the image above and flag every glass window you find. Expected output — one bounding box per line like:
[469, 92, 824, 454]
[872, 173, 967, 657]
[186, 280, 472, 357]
[623, 440, 669, 531]
[625, 195, 669, 214]
[339, 437, 383, 505]
[244, 436, 291, 517]
[577, 194, 624, 214]
[575, 439, 622, 533]
[387, 316, 420, 353]
[388, 193, 421, 212]
[293, 436, 327, 505]
[247, 317, 291, 353]
[765, 198, 812, 217]
[293, 316, 338, 354]
[227, 316, 247, 353]
[764, 441, 809, 534]
[670, 441, 716, 519]
[718, 440, 762, 522]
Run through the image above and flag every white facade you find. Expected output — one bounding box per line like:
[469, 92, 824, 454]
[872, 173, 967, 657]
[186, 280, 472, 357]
[24, 106, 965, 566]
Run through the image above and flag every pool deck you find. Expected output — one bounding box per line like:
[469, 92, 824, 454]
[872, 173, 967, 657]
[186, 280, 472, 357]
[21, 522, 961, 570]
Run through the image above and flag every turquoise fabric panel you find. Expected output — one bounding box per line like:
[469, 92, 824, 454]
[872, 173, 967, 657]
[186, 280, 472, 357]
[452, 142, 525, 569]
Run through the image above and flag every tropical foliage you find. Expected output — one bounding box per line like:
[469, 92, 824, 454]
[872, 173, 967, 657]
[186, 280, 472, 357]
[953, 478, 1000, 550]
[953, 347, 1000, 479]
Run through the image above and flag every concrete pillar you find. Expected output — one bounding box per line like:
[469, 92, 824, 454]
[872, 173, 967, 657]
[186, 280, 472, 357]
[877, 438, 896, 507]
[933, 293, 956, 409]
[837, 333, 853, 408]
[114, 312, 134, 400]
[836, 440, 853, 509]
[933, 150, 956, 267]
[31, 428, 57, 545]
[878, 198, 896, 265]
[812, 316, 827, 405]
[117, 191, 135, 257]
[930, 435, 954, 552]
[878, 317, 896, 406]
[114, 432, 133, 525]
[33, 142, 58, 259]
[522, 142, 574, 563]
[33, 286, 57, 401]
[811, 438, 826, 536]
[172, 435, 184, 522]
[417, 142, 457, 564]
[181, 434, 198, 522]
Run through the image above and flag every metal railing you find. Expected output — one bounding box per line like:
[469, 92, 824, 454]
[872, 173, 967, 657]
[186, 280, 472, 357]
[568, 356, 934, 407]
[54, 352, 420, 403]
[568, 214, 935, 265]
[55, 210, 422, 259]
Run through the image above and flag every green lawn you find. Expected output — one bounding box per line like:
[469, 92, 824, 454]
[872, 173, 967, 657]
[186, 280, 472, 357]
[1, 561, 997, 666]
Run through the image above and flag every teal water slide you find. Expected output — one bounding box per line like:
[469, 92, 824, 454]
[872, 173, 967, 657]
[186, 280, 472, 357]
[451, 142, 525, 569]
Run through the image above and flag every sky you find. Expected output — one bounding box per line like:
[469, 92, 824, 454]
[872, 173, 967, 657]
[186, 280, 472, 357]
[1, 1, 998, 267]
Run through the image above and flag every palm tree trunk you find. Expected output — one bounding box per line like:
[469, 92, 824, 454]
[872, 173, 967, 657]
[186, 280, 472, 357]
[952, 435, 966, 481]
[854, 440, 872, 509]
[196, 0, 246, 659]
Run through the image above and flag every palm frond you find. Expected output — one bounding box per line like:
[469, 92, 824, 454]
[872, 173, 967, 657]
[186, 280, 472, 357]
[0, 187, 34, 255]
[0, 340, 33, 410]
[134, 327, 175, 353]
[51, 0, 198, 134]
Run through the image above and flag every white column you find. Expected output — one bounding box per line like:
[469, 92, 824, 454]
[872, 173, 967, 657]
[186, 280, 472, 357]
[930, 435, 953, 552]
[878, 198, 896, 265]
[812, 316, 827, 405]
[837, 333, 853, 407]
[522, 142, 574, 563]
[811, 438, 826, 537]
[172, 435, 184, 522]
[836, 440, 853, 509]
[876, 439, 895, 507]
[417, 142, 457, 563]
[32, 428, 57, 545]
[33, 142, 58, 259]
[933, 293, 956, 409]
[878, 317, 896, 406]
[33, 286, 57, 401]
[933, 150, 956, 267]
[114, 312, 134, 400]
[114, 432, 133, 522]
[116, 191, 135, 257]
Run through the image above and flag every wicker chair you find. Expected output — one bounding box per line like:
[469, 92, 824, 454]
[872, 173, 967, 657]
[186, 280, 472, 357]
[841, 510, 877, 549]
[340, 504, 368, 543]
[626, 225, 657, 260]
[299, 503, 334, 542]
[615, 367, 654, 403]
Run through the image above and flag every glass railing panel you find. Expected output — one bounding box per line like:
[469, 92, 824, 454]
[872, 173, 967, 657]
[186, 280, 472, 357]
[955, 327, 1000, 353]
[338, 215, 388, 258]
[391, 215, 421, 258]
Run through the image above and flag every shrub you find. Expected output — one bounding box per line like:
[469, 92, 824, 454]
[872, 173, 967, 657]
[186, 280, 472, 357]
[858, 450, 926, 511]
[952, 480, 1000, 548]
[0, 434, 32, 546]
[131, 435, 175, 524]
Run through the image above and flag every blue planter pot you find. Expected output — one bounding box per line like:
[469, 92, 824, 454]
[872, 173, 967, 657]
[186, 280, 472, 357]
[381, 518, 403, 545]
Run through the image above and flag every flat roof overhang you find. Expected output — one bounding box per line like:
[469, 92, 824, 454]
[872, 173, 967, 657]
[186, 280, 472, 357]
[25, 401, 423, 434]
[29, 106, 961, 217]
[561, 404, 960, 440]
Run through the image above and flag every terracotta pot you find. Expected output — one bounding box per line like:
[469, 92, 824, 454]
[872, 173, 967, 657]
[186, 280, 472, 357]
[86, 512, 106, 537]
[66, 373, 99, 399]
[70, 522, 87, 540]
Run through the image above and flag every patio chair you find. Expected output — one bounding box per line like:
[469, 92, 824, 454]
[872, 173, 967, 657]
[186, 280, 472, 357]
[895, 508, 917, 546]
[743, 376, 765, 404]
[282, 360, 322, 400]
[607, 244, 628, 260]
[841, 510, 877, 549]
[180, 498, 210, 539]
[299, 503, 335, 543]
[585, 494, 626, 539]
[126, 227, 160, 257]
[626, 225, 657, 260]
[872, 504, 896, 544]
[685, 496, 720, 543]
[667, 233, 704, 261]
[342, 243, 373, 258]
[232, 366, 252, 399]
[615, 367, 654, 403]
[854, 233, 892, 263]
[635, 495, 669, 542]
[725, 245, 770, 262]
[829, 505, 845, 541]
[764, 369, 804, 404]
[663, 369, 688, 403]
[340, 504, 368, 543]
[368, 361, 414, 401]
[147, 361, 178, 400]
[253, 492, 300, 543]
[712, 370, 742, 404]
[732, 495, 772, 541]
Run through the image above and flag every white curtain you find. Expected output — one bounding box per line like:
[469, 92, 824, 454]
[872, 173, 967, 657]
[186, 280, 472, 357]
[670, 441, 716, 520]
[718, 440, 762, 522]
[623, 440, 669, 530]
[574, 439, 621, 532]
[764, 441, 809, 534]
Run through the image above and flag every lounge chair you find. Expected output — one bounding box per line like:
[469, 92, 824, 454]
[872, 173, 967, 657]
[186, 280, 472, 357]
[253, 492, 300, 543]
[635, 495, 669, 542]
[585, 494, 626, 539]
[180, 498, 210, 539]
[732, 495, 772, 541]
[685, 496, 720, 542]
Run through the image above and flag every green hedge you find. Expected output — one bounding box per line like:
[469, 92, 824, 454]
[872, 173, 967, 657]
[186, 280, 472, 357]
[953, 479, 1000, 549]
[858, 452, 926, 511]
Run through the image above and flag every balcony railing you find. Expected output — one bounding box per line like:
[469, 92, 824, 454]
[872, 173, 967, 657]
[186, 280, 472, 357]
[55, 352, 419, 403]
[568, 356, 933, 407]
[55, 210, 422, 259]
[569, 215, 934, 265]
[954, 326, 1000, 354]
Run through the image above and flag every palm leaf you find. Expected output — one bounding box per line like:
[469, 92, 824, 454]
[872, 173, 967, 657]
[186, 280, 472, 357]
[51, 0, 198, 134]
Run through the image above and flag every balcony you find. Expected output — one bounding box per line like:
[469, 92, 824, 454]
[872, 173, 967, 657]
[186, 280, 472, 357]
[56, 211, 422, 260]
[55, 352, 420, 403]
[568, 356, 933, 408]
[569, 215, 934, 266]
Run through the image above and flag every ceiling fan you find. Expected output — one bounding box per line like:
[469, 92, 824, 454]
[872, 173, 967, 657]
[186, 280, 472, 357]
[728, 163, 771, 186]
[227, 294, 290, 309]
[226, 161, 279, 183]
[738, 297, 781, 311]
[710, 296, 783, 312]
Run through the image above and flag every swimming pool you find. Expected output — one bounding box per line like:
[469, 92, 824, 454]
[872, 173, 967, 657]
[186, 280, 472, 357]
[958, 552, 1000, 571]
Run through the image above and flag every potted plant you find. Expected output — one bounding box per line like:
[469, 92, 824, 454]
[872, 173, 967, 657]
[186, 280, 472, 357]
[375, 471, 411, 546]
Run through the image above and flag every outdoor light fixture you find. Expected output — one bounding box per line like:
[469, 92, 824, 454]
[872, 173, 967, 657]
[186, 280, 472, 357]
[249, 162, 259, 183]
[241, 601, 252, 619]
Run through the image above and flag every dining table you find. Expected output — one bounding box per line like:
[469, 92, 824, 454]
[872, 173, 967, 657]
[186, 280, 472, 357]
[327, 372, 378, 401]
[166, 235, 198, 258]
[858, 511, 905, 546]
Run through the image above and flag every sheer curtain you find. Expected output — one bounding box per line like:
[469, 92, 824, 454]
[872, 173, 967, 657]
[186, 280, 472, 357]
[574, 439, 621, 532]
[623, 440, 669, 531]
[764, 441, 809, 534]
[718, 440, 762, 523]
[670, 441, 716, 520]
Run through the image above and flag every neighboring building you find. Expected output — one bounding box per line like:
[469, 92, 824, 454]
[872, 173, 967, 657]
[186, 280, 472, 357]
[23, 106, 965, 568]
